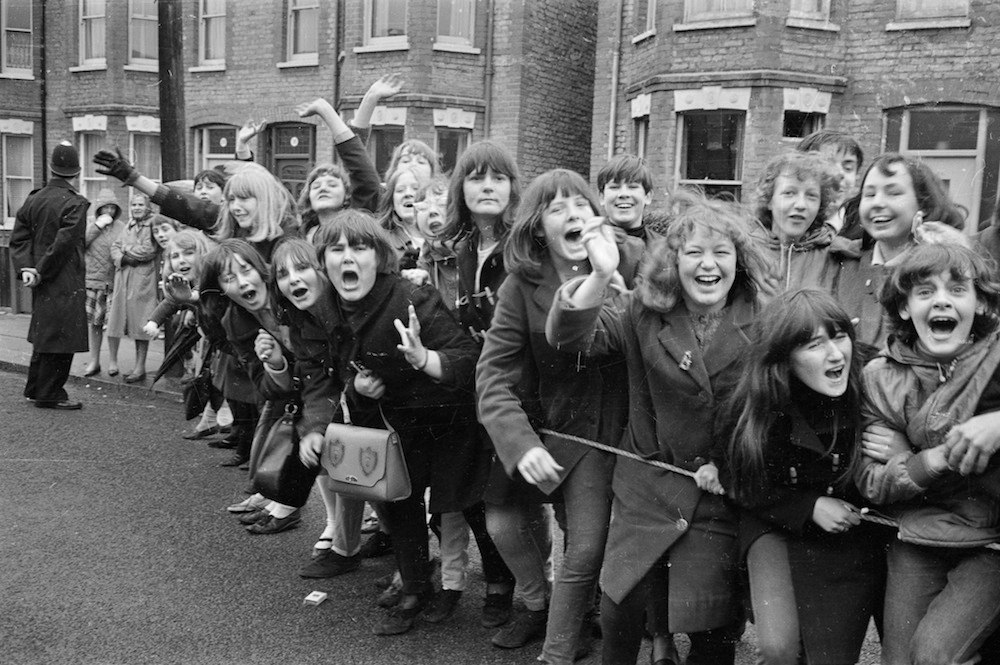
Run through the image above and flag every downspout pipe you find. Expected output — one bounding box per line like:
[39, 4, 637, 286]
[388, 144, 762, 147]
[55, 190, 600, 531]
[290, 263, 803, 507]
[40, 0, 47, 185]
[483, 0, 496, 138]
[607, 0, 625, 161]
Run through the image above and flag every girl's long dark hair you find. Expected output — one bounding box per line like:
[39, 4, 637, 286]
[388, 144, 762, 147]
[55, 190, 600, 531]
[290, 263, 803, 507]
[446, 140, 521, 242]
[198, 238, 271, 329]
[722, 289, 863, 504]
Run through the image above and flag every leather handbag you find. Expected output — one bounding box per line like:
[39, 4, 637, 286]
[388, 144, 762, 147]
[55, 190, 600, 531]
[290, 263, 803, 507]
[251, 401, 318, 507]
[321, 400, 411, 502]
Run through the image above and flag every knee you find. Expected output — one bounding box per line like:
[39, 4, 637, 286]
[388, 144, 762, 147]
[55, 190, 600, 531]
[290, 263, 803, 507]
[560, 537, 606, 575]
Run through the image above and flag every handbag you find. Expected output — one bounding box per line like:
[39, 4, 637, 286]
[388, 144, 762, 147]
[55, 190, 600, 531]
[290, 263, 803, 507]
[321, 398, 411, 502]
[250, 400, 319, 507]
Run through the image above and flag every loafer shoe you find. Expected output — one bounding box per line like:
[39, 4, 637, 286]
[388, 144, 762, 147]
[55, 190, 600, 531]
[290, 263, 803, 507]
[227, 495, 269, 514]
[482, 590, 514, 628]
[422, 589, 461, 624]
[238, 508, 269, 525]
[246, 510, 301, 535]
[220, 452, 250, 467]
[372, 596, 429, 636]
[359, 531, 394, 558]
[123, 371, 146, 384]
[208, 437, 238, 449]
[299, 550, 361, 578]
[377, 583, 403, 608]
[35, 400, 82, 410]
[491, 608, 548, 649]
[83, 364, 101, 377]
[183, 426, 220, 440]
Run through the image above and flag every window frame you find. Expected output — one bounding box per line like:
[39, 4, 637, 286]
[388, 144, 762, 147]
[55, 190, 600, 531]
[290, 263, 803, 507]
[361, 0, 409, 51]
[78, 0, 107, 67]
[285, 0, 319, 65]
[436, 0, 474, 47]
[789, 0, 830, 21]
[194, 125, 238, 172]
[674, 110, 746, 200]
[1, 131, 33, 229]
[198, 0, 226, 67]
[266, 122, 315, 200]
[435, 127, 471, 175]
[129, 132, 161, 184]
[1, 0, 32, 78]
[888, 0, 970, 29]
[127, 0, 158, 68]
[78, 131, 108, 202]
[682, 0, 753, 23]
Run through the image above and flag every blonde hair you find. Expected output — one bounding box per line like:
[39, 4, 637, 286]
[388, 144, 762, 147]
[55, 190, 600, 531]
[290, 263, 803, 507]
[214, 163, 297, 243]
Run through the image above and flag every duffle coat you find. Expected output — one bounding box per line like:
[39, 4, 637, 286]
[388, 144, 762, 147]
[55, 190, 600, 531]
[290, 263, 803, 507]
[546, 287, 754, 632]
[10, 179, 90, 354]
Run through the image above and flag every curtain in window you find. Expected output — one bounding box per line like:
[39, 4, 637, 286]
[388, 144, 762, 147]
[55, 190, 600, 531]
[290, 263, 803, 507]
[3, 0, 31, 69]
[202, 0, 225, 61]
[897, 0, 967, 18]
[3, 135, 32, 219]
[82, 0, 106, 61]
[133, 134, 161, 182]
[372, 0, 406, 38]
[130, 0, 157, 61]
[438, 0, 473, 41]
[687, 0, 752, 19]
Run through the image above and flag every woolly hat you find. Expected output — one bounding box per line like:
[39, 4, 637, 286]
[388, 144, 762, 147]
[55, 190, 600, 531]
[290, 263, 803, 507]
[50, 140, 81, 177]
[92, 187, 122, 220]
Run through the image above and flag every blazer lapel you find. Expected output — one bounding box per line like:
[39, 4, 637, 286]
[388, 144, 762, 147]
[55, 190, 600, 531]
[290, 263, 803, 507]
[703, 296, 756, 380]
[657, 309, 711, 394]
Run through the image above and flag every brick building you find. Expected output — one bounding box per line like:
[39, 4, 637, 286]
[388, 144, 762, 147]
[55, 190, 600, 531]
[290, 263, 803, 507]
[593, 0, 1000, 231]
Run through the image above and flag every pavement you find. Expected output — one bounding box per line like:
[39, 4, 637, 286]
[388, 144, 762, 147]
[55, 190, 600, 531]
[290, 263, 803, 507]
[0, 309, 183, 403]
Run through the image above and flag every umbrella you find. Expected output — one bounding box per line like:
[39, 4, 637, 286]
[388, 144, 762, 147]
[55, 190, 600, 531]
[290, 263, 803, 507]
[152, 323, 203, 386]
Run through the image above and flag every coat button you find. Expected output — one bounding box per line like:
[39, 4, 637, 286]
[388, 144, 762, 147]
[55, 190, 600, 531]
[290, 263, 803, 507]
[675, 518, 689, 532]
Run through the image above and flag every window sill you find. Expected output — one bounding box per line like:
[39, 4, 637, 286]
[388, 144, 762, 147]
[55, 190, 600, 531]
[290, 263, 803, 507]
[785, 17, 840, 32]
[433, 42, 481, 55]
[631, 29, 656, 44]
[188, 63, 226, 73]
[277, 55, 319, 69]
[886, 17, 970, 31]
[674, 16, 756, 31]
[124, 63, 158, 72]
[0, 71, 34, 80]
[353, 39, 410, 54]
[69, 63, 107, 72]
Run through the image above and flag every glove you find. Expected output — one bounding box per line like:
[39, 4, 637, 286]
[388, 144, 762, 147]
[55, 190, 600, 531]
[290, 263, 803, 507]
[119, 254, 137, 267]
[93, 148, 139, 186]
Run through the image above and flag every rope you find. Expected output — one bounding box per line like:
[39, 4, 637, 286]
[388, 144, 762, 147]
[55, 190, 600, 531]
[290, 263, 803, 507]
[540, 427, 1000, 552]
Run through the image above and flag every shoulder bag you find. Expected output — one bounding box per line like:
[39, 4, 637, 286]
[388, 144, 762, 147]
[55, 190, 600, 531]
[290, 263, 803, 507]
[251, 399, 319, 507]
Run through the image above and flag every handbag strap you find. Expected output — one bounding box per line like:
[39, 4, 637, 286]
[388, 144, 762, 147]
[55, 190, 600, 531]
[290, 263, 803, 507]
[339, 393, 393, 431]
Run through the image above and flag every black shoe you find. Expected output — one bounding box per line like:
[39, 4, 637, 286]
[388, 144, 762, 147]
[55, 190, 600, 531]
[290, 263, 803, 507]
[491, 607, 548, 649]
[422, 589, 462, 624]
[299, 550, 361, 578]
[35, 400, 82, 410]
[359, 531, 394, 558]
[220, 452, 250, 467]
[373, 595, 429, 636]
[246, 510, 301, 535]
[183, 426, 220, 440]
[482, 590, 514, 628]
[238, 508, 268, 525]
[208, 436, 238, 449]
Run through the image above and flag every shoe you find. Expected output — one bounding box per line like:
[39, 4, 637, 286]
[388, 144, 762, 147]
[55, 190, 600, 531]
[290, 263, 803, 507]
[238, 508, 269, 525]
[220, 452, 250, 467]
[299, 550, 361, 578]
[246, 510, 301, 535]
[208, 437, 238, 449]
[482, 590, 514, 628]
[107, 368, 119, 377]
[372, 595, 429, 636]
[311, 538, 334, 558]
[123, 371, 146, 384]
[422, 589, 461, 624]
[183, 426, 220, 440]
[227, 495, 269, 513]
[359, 531, 394, 558]
[83, 364, 101, 377]
[377, 581, 403, 608]
[491, 607, 548, 649]
[34, 400, 83, 410]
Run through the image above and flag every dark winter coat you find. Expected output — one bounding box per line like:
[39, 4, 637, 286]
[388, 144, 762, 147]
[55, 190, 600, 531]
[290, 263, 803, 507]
[546, 287, 754, 632]
[10, 178, 90, 353]
[822, 237, 893, 363]
[454, 230, 506, 341]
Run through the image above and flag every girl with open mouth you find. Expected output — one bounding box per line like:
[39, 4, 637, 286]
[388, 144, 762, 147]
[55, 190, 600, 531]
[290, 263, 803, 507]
[299, 210, 483, 637]
[377, 166, 428, 271]
[722, 289, 887, 665]
[858, 242, 1000, 665]
[478, 168, 646, 664]
[546, 189, 769, 665]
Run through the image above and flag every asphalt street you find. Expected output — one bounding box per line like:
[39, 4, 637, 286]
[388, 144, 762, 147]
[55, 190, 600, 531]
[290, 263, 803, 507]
[0, 370, 881, 665]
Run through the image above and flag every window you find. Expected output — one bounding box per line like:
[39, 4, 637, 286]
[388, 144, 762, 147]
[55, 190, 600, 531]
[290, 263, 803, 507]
[129, 0, 157, 66]
[789, 0, 830, 20]
[437, 0, 473, 46]
[79, 0, 106, 66]
[369, 127, 405, 178]
[684, 0, 752, 22]
[436, 128, 470, 174]
[131, 133, 160, 184]
[2, 0, 31, 76]
[78, 132, 107, 201]
[897, 0, 968, 20]
[267, 123, 314, 200]
[199, 0, 225, 66]
[635, 0, 656, 36]
[287, 0, 318, 63]
[677, 111, 744, 200]
[783, 111, 824, 138]
[195, 125, 238, 171]
[365, 0, 407, 47]
[2, 133, 31, 227]
[633, 117, 649, 160]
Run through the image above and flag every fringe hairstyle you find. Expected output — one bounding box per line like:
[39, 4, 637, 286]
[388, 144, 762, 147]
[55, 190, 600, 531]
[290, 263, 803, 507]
[312, 208, 399, 275]
[298, 163, 353, 237]
[722, 289, 863, 504]
[214, 163, 297, 244]
[198, 238, 271, 324]
[753, 152, 844, 235]
[446, 140, 521, 242]
[636, 189, 770, 313]
[269, 236, 329, 313]
[880, 242, 1000, 347]
[504, 169, 602, 279]
[165, 230, 216, 280]
[385, 139, 441, 181]
[376, 166, 426, 235]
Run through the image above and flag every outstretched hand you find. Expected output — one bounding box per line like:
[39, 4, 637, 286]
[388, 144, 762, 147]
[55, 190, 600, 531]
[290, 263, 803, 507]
[394, 304, 428, 369]
[93, 147, 138, 185]
[366, 73, 404, 100]
[581, 217, 620, 279]
[295, 98, 337, 120]
[164, 273, 197, 303]
[237, 119, 266, 145]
